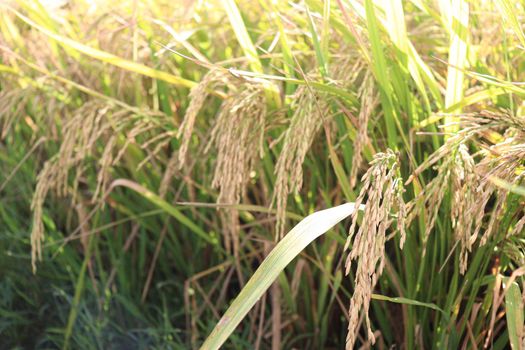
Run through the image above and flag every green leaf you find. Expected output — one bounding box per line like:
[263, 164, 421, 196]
[503, 278, 524, 350]
[363, 0, 398, 149]
[222, 0, 263, 73]
[108, 179, 218, 248]
[495, 0, 525, 49]
[305, 4, 328, 77]
[489, 177, 525, 197]
[200, 203, 362, 350]
[221, 0, 281, 107]
[442, 0, 469, 131]
[371, 294, 447, 316]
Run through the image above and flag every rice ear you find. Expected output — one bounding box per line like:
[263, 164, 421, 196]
[273, 83, 328, 238]
[177, 69, 227, 169]
[344, 149, 406, 349]
[406, 110, 525, 274]
[207, 83, 267, 253]
[29, 102, 168, 271]
[350, 72, 377, 189]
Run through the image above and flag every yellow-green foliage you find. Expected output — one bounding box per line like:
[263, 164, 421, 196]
[1, 0, 525, 349]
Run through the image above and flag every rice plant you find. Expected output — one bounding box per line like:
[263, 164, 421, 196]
[1, 0, 524, 349]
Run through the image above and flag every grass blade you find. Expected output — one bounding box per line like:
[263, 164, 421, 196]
[222, 0, 262, 73]
[221, 0, 281, 106]
[495, 0, 525, 49]
[442, 0, 469, 132]
[503, 278, 524, 350]
[489, 176, 525, 197]
[380, 0, 433, 116]
[371, 293, 447, 317]
[321, 0, 331, 71]
[108, 180, 219, 248]
[260, 0, 296, 95]
[363, 0, 398, 149]
[200, 203, 362, 350]
[305, 4, 327, 77]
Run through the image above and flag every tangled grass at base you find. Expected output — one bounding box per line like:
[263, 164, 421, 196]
[1, 0, 525, 348]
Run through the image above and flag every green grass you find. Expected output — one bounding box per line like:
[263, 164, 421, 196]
[0, 0, 524, 349]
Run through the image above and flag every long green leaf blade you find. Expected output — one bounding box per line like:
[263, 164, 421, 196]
[200, 203, 362, 350]
[504, 278, 524, 350]
[442, 0, 469, 132]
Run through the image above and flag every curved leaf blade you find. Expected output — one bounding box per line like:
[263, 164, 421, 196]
[200, 202, 362, 350]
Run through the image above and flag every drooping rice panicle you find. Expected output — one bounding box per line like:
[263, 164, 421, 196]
[344, 150, 406, 349]
[273, 84, 329, 238]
